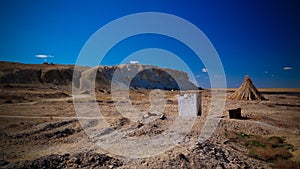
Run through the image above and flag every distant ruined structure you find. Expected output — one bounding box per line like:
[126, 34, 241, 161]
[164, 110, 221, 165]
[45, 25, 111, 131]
[229, 76, 265, 101]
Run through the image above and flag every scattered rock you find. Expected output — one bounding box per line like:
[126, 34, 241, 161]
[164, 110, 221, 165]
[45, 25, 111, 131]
[7, 152, 122, 169]
[147, 112, 157, 116]
[216, 164, 224, 169]
[44, 128, 75, 139]
[4, 100, 13, 104]
[143, 114, 150, 119]
[0, 160, 9, 166]
[2, 84, 13, 88]
[159, 114, 166, 120]
[98, 89, 108, 93]
[79, 90, 89, 94]
[136, 122, 144, 128]
[178, 153, 189, 162]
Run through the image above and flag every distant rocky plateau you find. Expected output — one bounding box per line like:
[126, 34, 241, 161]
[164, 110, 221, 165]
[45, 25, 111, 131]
[0, 61, 198, 91]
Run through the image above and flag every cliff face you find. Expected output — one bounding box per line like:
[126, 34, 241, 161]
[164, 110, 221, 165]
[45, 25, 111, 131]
[0, 62, 87, 87]
[80, 64, 197, 91]
[0, 62, 198, 90]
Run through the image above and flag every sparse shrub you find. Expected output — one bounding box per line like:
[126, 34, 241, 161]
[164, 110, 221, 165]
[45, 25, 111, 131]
[239, 132, 252, 139]
[251, 140, 266, 148]
[249, 150, 259, 158]
[268, 136, 284, 144]
[225, 131, 295, 164]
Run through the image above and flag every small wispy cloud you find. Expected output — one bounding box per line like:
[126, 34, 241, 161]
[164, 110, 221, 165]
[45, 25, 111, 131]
[196, 75, 201, 78]
[201, 68, 208, 73]
[129, 61, 139, 64]
[35, 54, 54, 59]
[283, 66, 292, 71]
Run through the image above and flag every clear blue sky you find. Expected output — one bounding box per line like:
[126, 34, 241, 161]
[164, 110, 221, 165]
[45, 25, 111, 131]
[0, 0, 299, 88]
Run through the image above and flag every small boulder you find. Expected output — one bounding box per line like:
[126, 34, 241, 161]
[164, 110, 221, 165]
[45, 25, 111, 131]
[159, 114, 166, 120]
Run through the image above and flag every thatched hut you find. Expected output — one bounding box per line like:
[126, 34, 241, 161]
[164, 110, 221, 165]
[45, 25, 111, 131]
[229, 76, 265, 100]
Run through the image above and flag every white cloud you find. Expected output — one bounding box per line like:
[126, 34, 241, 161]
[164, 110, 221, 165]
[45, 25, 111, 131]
[129, 61, 139, 64]
[201, 68, 208, 73]
[196, 74, 201, 78]
[35, 54, 54, 59]
[283, 67, 292, 71]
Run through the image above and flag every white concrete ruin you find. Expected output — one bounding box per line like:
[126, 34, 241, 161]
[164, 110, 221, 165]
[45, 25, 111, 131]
[178, 92, 201, 117]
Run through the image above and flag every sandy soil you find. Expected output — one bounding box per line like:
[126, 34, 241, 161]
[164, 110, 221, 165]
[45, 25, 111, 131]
[0, 85, 299, 168]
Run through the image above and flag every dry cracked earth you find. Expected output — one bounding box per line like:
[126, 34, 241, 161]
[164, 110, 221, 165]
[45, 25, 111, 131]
[0, 85, 300, 168]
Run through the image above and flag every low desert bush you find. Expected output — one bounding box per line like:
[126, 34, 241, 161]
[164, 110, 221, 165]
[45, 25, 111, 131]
[225, 132, 295, 164]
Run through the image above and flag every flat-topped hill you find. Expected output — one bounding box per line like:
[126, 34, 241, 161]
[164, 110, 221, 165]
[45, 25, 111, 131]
[0, 62, 197, 91]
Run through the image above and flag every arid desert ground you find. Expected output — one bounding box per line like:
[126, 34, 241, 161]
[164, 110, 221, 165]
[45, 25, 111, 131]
[0, 84, 299, 168]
